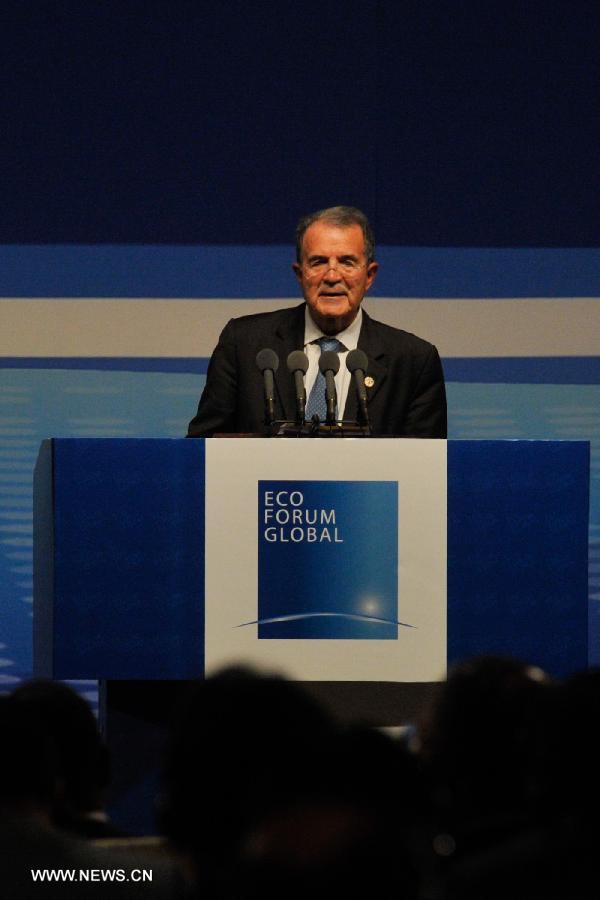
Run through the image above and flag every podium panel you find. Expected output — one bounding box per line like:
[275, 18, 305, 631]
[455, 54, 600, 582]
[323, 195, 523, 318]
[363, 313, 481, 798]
[34, 439, 206, 679]
[34, 439, 589, 681]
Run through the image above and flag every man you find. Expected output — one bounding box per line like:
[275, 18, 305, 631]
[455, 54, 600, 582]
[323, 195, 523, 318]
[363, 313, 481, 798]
[187, 206, 446, 437]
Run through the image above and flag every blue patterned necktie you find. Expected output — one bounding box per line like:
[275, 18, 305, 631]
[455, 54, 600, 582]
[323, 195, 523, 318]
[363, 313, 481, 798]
[305, 337, 343, 421]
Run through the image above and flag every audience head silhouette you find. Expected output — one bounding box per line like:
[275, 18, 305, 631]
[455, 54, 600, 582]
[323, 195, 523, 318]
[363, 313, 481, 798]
[11, 679, 114, 837]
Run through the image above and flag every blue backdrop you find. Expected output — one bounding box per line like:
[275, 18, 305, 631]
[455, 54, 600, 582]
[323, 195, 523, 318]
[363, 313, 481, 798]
[1, 2, 598, 694]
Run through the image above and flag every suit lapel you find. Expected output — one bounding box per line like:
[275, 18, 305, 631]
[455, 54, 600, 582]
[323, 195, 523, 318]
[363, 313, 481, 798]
[343, 308, 388, 420]
[273, 304, 306, 421]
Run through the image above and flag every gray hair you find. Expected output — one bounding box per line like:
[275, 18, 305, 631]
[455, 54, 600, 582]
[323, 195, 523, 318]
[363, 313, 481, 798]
[295, 206, 375, 264]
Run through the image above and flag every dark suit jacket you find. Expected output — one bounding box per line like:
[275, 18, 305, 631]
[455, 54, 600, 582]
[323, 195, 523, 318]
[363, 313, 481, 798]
[187, 303, 447, 437]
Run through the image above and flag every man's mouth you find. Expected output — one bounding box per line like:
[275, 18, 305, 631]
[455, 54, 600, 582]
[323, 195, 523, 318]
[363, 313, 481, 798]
[319, 291, 347, 298]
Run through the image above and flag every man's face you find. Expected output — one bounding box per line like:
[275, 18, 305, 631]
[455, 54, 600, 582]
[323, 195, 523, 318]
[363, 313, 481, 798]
[292, 221, 379, 335]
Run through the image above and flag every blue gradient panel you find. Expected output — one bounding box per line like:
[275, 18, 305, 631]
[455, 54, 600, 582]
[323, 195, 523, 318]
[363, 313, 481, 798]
[446, 382, 599, 665]
[1, 246, 599, 297]
[2, 355, 599, 383]
[444, 357, 600, 385]
[0, 366, 203, 691]
[257, 481, 398, 639]
[447, 441, 589, 677]
[46, 439, 205, 679]
[0, 357, 209, 374]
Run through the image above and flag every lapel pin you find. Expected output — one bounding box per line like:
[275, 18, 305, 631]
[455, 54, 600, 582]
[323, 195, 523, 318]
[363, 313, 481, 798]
[364, 376, 375, 388]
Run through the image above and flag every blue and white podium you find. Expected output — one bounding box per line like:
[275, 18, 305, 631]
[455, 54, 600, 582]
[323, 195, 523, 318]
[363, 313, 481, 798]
[33, 438, 590, 682]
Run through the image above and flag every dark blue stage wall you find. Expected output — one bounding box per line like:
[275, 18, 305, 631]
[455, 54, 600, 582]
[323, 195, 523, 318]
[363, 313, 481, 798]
[1, 2, 598, 246]
[1, 2, 599, 695]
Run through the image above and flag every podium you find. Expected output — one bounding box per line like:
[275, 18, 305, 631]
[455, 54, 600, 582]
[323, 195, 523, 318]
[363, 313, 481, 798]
[32, 437, 589, 832]
[34, 438, 589, 684]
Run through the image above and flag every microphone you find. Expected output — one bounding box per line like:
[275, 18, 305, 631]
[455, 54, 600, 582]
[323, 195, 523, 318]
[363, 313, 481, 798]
[346, 349, 370, 427]
[319, 350, 340, 425]
[286, 350, 309, 425]
[255, 348, 279, 426]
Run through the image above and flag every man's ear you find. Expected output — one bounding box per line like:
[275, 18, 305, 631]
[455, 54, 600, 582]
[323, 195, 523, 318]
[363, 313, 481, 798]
[365, 260, 379, 291]
[292, 262, 302, 283]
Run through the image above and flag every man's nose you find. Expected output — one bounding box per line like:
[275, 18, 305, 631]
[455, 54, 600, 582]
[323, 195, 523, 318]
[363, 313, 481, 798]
[323, 264, 342, 281]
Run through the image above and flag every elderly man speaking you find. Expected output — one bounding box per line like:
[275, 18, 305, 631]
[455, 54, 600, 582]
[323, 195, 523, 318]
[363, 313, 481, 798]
[187, 206, 446, 437]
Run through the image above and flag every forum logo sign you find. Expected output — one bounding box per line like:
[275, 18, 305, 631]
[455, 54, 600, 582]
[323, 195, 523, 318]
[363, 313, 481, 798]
[256, 480, 400, 639]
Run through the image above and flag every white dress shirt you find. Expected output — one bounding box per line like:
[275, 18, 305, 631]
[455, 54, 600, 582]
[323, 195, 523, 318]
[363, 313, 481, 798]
[303, 307, 363, 420]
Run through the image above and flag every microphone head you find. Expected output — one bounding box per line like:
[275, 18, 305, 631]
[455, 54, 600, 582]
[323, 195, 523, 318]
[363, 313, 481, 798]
[256, 348, 279, 373]
[346, 349, 368, 374]
[318, 350, 340, 375]
[286, 350, 309, 374]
